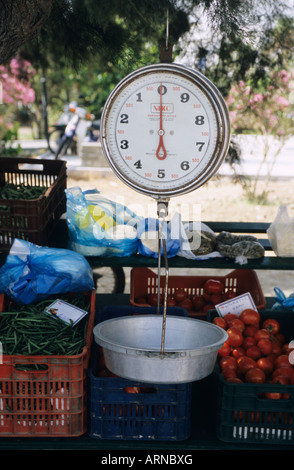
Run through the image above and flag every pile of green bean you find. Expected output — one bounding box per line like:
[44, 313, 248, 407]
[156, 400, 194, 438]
[0, 182, 48, 201]
[0, 294, 90, 356]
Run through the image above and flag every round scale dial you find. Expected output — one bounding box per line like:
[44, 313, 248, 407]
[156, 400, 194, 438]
[101, 63, 230, 199]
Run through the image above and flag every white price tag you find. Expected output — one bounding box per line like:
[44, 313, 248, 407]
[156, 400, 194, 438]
[215, 292, 257, 317]
[45, 299, 88, 326]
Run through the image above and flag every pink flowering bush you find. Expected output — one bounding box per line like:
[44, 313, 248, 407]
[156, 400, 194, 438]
[0, 56, 36, 154]
[226, 69, 294, 200]
[227, 69, 293, 135]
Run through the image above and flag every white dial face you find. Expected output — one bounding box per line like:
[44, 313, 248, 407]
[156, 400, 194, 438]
[101, 63, 230, 198]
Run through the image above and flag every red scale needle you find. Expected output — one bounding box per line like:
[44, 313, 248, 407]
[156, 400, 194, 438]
[156, 83, 167, 160]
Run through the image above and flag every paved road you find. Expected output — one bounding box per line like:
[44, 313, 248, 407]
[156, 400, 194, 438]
[15, 134, 294, 179]
[219, 135, 294, 179]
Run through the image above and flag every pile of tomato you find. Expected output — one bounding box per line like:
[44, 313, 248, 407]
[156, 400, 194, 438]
[135, 278, 235, 314]
[214, 309, 294, 395]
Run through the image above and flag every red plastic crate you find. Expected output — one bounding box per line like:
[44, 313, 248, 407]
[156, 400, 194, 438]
[130, 268, 266, 317]
[0, 157, 66, 252]
[0, 290, 95, 437]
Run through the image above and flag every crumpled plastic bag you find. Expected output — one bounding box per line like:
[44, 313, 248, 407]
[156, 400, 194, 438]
[65, 187, 141, 257]
[272, 287, 294, 311]
[137, 213, 182, 258]
[0, 238, 94, 304]
[267, 205, 294, 257]
[178, 222, 222, 260]
[214, 231, 265, 265]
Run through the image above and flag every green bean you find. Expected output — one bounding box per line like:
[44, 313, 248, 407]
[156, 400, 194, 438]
[0, 294, 90, 356]
[0, 182, 48, 201]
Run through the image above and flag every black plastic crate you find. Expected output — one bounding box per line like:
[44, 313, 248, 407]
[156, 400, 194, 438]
[0, 157, 66, 251]
[208, 309, 294, 445]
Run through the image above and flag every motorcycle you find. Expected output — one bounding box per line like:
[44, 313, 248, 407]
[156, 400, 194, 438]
[48, 102, 99, 159]
[47, 102, 75, 155]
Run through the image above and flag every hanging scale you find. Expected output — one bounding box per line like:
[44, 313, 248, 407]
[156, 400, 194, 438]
[100, 14, 231, 354]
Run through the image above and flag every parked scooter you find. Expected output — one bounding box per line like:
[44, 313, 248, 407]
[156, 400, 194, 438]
[47, 102, 75, 155]
[53, 103, 96, 159]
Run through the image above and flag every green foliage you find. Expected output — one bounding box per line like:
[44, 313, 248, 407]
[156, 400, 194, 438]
[16, 0, 294, 134]
[0, 122, 21, 156]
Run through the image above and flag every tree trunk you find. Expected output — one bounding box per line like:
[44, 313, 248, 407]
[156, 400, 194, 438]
[0, 0, 53, 64]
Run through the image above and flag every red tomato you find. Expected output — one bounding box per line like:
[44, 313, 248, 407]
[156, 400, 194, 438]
[220, 356, 237, 371]
[178, 298, 193, 310]
[243, 325, 259, 337]
[174, 288, 187, 303]
[266, 353, 277, 363]
[226, 377, 243, 383]
[203, 304, 214, 313]
[275, 332, 286, 344]
[223, 313, 239, 327]
[257, 338, 273, 356]
[257, 357, 274, 376]
[210, 293, 224, 305]
[224, 289, 236, 300]
[213, 317, 227, 329]
[271, 341, 283, 357]
[222, 368, 237, 379]
[230, 318, 245, 332]
[239, 309, 260, 326]
[242, 336, 256, 349]
[265, 392, 282, 400]
[148, 293, 161, 306]
[191, 295, 205, 311]
[231, 347, 246, 359]
[272, 375, 290, 385]
[246, 345, 262, 360]
[124, 386, 141, 393]
[237, 356, 257, 375]
[273, 367, 294, 381]
[227, 327, 244, 347]
[274, 354, 291, 369]
[282, 342, 294, 355]
[218, 341, 231, 357]
[262, 318, 280, 335]
[254, 329, 270, 341]
[166, 297, 176, 307]
[245, 367, 266, 384]
[203, 279, 224, 295]
[202, 292, 213, 304]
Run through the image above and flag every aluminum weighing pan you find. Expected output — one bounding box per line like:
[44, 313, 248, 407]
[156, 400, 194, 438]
[93, 315, 228, 383]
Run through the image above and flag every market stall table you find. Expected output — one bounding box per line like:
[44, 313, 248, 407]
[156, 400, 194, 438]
[0, 219, 294, 450]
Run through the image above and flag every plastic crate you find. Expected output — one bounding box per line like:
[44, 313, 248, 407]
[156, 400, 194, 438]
[0, 157, 66, 252]
[87, 305, 192, 441]
[130, 267, 266, 317]
[95, 304, 188, 323]
[209, 310, 294, 445]
[88, 371, 192, 441]
[0, 290, 95, 437]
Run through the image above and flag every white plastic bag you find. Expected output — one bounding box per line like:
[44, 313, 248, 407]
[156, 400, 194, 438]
[178, 222, 222, 260]
[267, 205, 294, 257]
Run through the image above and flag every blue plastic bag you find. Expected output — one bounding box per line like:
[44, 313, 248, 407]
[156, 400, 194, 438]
[0, 238, 94, 304]
[137, 213, 181, 258]
[65, 187, 140, 257]
[272, 287, 294, 311]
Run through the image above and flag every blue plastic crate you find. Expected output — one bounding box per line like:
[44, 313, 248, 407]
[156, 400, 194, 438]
[88, 305, 192, 440]
[95, 304, 188, 323]
[88, 370, 192, 441]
